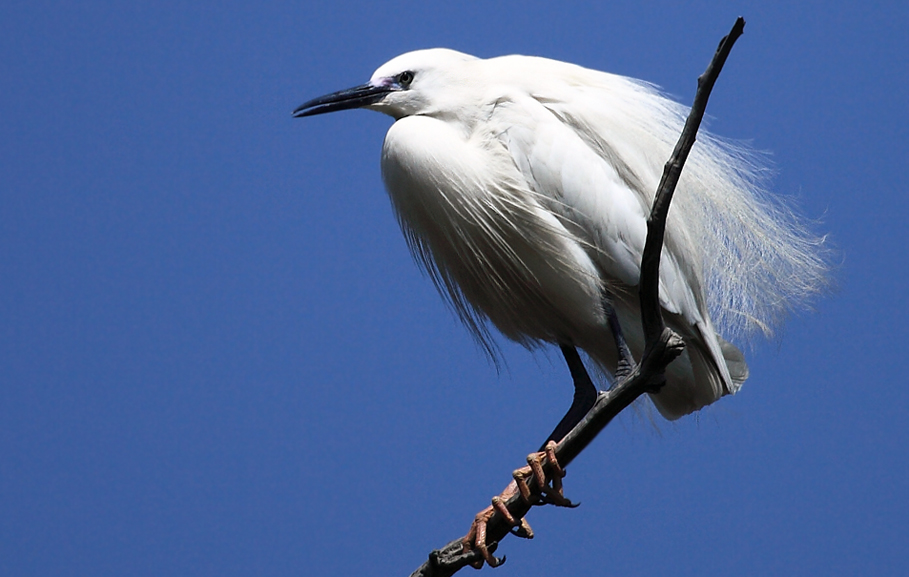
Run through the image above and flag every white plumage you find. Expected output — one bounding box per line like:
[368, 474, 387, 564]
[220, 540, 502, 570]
[295, 48, 828, 419]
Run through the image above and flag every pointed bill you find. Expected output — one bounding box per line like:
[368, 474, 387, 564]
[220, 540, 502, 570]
[293, 83, 394, 117]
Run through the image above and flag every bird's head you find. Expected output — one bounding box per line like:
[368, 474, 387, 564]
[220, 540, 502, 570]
[293, 49, 479, 121]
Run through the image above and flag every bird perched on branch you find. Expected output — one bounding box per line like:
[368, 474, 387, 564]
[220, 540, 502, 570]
[294, 48, 828, 441]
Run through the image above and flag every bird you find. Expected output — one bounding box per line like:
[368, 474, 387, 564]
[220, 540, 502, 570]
[295, 47, 827, 430]
[294, 47, 830, 566]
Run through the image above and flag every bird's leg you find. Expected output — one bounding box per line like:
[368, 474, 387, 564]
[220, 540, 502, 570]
[462, 345, 594, 566]
[519, 346, 597, 506]
[542, 345, 599, 446]
[604, 299, 636, 382]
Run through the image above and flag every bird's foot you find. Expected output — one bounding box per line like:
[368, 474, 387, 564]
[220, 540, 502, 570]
[514, 440, 577, 508]
[462, 441, 574, 568]
[461, 481, 529, 569]
[615, 356, 636, 382]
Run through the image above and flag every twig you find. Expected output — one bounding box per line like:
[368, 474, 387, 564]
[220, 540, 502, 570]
[409, 17, 746, 577]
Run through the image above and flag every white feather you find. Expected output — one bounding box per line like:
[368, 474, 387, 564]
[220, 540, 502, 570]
[340, 48, 828, 418]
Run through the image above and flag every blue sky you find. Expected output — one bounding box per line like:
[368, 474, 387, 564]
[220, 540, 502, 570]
[1, 1, 907, 576]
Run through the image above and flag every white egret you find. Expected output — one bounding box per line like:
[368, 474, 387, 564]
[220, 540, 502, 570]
[294, 48, 827, 439]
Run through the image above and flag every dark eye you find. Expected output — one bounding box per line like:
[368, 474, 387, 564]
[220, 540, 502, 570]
[398, 71, 415, 86]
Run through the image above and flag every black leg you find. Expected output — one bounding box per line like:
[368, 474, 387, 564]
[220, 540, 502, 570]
[542, 345, 599, 448]
[605, 300, 635, 381]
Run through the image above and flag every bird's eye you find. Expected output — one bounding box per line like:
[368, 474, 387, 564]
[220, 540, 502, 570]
[398, 71, 415, 86]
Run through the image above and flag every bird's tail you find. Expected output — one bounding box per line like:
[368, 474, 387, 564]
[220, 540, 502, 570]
[718, 335, 749, 387]
[648, 321, 749, 420]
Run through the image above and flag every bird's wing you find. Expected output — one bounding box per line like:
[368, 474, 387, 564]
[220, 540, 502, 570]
[486, 91, 699, 321]
[487, 90, 739, 403]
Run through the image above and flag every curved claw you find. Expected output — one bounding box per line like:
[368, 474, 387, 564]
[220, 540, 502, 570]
[472, 526, 504, 569]
[463, 502, 512, 569]
[540, 493, 580, 508]
[491, 495, 535, 540]
[509, 518, 534, 539]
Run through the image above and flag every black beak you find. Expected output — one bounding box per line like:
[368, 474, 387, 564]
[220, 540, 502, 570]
[293, 83, 395, 117]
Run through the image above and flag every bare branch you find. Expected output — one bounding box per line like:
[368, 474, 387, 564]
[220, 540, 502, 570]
[409, 17, 746, 577]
